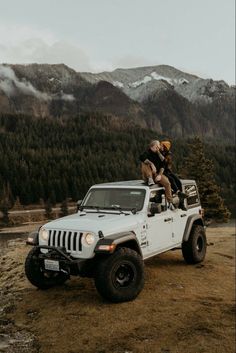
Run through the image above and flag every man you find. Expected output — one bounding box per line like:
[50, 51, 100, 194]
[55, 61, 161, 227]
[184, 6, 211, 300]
[139, 140, 174, 206]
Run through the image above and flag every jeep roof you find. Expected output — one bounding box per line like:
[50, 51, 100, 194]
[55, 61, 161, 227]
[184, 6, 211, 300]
[91, 179, 196, 188]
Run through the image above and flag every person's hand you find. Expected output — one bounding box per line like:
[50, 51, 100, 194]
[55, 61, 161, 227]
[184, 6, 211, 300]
[155, 174, 162, 182]
[151, 164, 156, 174]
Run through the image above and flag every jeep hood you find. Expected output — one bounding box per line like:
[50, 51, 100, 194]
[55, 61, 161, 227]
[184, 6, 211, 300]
[43, 211, 141, 236]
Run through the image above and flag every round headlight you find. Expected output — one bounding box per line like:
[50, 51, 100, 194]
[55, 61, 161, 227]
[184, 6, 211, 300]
[83, 233, 95, 246]
[40, 228, 49, 241]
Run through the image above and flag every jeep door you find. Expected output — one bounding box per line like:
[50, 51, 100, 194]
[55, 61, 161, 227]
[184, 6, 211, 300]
[170, 208, 187, 244]
[146, 209, 173, 255]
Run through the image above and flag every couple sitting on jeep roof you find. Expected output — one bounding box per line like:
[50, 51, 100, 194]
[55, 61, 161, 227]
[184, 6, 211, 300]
[139, 140, 187, 210]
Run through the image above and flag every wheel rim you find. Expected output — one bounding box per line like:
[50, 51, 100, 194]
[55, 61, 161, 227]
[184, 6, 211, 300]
[196, 236, 203, 252]
[112, 262, 136, 288]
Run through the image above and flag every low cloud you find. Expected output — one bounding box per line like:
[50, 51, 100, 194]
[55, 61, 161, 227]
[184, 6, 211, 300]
[0, 65, 75, 101]
[60, 93, 75, 101]
[0, 37, 92, 72]
[0, 65, 49, 100]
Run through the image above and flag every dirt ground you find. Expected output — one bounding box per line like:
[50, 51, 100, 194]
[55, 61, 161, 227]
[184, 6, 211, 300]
[0, 221, 235, 353]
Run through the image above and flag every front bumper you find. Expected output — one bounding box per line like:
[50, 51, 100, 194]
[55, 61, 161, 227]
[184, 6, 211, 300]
[36, 245, 96, 277]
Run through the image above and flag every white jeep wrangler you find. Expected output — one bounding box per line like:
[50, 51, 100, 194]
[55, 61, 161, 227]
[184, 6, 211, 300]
[25, 180, 206, 302]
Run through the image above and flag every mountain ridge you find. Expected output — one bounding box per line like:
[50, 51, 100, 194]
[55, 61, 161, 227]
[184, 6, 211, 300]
[0, 63, 235, 141]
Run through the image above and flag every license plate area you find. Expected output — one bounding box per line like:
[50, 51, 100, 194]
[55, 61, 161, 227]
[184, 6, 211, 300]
[44, 259, 60, 272]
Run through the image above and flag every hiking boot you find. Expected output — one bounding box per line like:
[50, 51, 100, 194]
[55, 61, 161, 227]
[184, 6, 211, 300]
[177, 191, 188, 199]
[179, 202, 187, 211]
[148, 178, 155, 186]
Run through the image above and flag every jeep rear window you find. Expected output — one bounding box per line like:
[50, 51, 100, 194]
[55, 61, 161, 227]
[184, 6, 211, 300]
[82, 188, 146, 211]
[184, 184, 200, 206]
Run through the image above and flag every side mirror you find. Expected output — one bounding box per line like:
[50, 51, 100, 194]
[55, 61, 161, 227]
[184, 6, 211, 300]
[77, 200, 83, 212]
[150, 203, 162, 215]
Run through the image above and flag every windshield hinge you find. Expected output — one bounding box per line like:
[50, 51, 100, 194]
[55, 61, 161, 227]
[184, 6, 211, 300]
[98, 230, 104, 239]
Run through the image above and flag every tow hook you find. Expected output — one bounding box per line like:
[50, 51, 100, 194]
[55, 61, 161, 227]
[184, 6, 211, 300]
[60, 268, 69, 276]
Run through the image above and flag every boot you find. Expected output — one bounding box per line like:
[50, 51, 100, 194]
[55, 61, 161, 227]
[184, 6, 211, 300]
[177, 191, 188, 199]
[148, 177, 155, 186]
[179, 200, 187, 211]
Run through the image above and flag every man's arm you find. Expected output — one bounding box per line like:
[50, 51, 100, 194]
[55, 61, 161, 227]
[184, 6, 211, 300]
[139, 152, 156, 173]
[157, 150, 165, 162]
[143, 158, 152, 166]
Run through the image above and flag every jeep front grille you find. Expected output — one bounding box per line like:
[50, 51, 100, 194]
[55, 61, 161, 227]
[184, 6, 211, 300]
[48, 230, 83, 252]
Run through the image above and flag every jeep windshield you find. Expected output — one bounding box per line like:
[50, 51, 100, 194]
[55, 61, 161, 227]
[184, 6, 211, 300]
[81, 188, 146, 212]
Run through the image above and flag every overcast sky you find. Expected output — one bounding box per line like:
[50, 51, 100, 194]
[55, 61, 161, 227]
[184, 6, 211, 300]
[0, 0, 235, 84]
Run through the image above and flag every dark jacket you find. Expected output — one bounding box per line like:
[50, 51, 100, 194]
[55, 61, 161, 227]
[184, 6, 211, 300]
[139, 149, 165, 173]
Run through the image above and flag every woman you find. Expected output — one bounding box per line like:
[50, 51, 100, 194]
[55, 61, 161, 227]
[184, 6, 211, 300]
[160, 140, 187, 210]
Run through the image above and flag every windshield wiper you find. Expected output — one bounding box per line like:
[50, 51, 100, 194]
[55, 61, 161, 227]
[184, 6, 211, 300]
[79, 205, 132, 215]
[79, 205, 101, 212]
[104, 206, 129, 215]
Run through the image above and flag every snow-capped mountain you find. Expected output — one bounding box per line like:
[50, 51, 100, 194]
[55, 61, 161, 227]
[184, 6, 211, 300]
[0, 63, 234, 140]
[0, 63, 147, 125]
[81, 65, 234, 104]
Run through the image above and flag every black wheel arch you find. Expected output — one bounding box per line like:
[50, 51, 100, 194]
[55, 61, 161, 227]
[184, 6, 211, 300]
[182, 214, 205, 242]
[94, 231, 142, 256]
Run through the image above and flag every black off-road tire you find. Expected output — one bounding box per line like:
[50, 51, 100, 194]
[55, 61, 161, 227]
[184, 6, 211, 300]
[94, 248, 144, 303]
[25, 247, 68, 289]
[182, 224, 207, 264]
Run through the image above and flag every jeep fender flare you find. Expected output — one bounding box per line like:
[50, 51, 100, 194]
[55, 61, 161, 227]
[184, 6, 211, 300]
[94, 231, 142, 256]
[182, 214, 204, 242]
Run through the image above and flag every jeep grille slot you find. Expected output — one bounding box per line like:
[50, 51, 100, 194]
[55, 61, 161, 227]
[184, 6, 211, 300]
[58, 231, 61, 246]
[62, 231, 66, 247]
[48, 229, 83, 253]
[73, 232, 77, 251]
[79, 232, 82, 251]
[53, 230, 57, 246]
[68, 231, 72, 251]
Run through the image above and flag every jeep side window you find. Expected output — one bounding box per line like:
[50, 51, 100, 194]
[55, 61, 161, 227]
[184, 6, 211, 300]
[148, 189, 166, 215]
[184, 184, 199, 206]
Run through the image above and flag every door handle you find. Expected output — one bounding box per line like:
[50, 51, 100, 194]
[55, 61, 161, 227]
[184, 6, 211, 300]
[180, 214, 187, 217]
[164, 217, 172, 222]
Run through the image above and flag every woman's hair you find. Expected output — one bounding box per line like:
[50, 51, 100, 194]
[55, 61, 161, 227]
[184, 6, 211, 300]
[161, 140, 171, 151]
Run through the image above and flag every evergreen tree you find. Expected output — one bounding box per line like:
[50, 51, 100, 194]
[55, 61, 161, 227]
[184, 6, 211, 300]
[182, 137, 230, 222]
[0, 200, 10, 225]
[44, 199, 53, 220]
[0, 184, 13, 225]
[60, 199, 69, 217]
[0, 113, 235, 214]
[12, 196, 23, 210]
